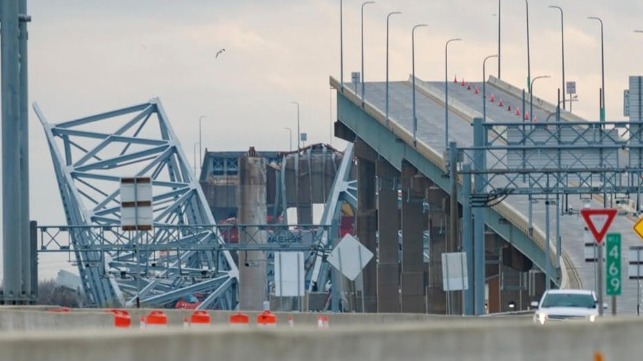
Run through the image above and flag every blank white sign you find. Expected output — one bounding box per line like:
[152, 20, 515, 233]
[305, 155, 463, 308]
[274, 252, 305, 297]
[441, 252, 468, 291]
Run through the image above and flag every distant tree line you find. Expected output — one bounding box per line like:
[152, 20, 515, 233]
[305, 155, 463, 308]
[37, 279, 87, 307]
[0, 280, 89, 307]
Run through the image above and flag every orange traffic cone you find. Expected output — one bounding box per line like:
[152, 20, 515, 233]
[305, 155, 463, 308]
[507, 105, 512, 111]
[474, 86, 479, 95]
[515, 107, 521, 116]
[490, 94, 495, 103]
[467, 85, 471, 91]
[533, 116, 538, 123]
[461, 79, 465, 86]
[524, 112, 530, 121]
[454, 76, 458, 83]
[498, 99, 504, 107]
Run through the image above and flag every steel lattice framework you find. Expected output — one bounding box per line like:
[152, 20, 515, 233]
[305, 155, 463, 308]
[33, 98, 239, 309]
[459, 119, 643, 202]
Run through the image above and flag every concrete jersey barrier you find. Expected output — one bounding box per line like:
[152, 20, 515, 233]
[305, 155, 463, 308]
[1, 317, 643, 361]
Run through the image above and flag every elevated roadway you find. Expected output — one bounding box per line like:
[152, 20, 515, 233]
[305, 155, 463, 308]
[332, 75, 641, 315]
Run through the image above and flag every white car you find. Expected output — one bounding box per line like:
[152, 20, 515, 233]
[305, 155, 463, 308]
[531, 289, 599, 324]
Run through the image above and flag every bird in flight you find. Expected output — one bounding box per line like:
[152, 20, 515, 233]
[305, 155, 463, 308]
[216, 48, 226, 58]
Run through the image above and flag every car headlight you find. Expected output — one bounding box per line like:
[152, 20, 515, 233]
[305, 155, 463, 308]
[588, 314, 597, 322]
[534, 312, 547, 325]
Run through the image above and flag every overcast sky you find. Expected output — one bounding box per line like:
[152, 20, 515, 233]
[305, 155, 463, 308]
[3, 0, 643, 280]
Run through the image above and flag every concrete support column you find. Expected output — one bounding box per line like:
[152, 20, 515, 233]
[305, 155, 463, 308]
[400, 161, 426, 313]
[426, 187, 448, 314]
[296, 150, 313, 225]
[355, 139, 377, 312]
[2, 0, 23, 304]
[376, 158, 400, 313]
[238, 149, 268, 310]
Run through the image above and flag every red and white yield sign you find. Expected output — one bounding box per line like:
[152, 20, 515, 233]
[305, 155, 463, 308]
[580, 208, 618, 244]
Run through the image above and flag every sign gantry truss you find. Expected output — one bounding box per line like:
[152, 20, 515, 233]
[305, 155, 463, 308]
[34, 98, 239, 309]
[458, 119, 643, 208]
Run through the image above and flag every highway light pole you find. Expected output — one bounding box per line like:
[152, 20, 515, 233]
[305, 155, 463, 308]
[386, 11, 401, 126]
[530, 75, 550, 124]
[497, 0, 501, 78]
[284, 127, 292, 152]
[523, 0, 531, 92]
[340, 0, 344, 88]
[291, 102, 300, 151]
[193, 142, 199, 176]
[361, 1, 375, 103]
[549, 5, 566, 110]
[588, 16, 605, 122]
[198, 115, 206, 169]
[482, 54, 498, 123]
[412, 24, 428, 144]
[445, 38, 462, 151]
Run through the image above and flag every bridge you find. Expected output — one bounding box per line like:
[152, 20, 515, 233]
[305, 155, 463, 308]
[23, 73, 643, 315]
[332, 74, 643, 316]
[10, 71, 639, 317]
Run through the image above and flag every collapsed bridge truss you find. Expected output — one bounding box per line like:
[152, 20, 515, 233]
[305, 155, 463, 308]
[34, 98, 239, 309]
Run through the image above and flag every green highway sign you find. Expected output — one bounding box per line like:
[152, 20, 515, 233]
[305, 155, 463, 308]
[606, 233, 622, 296]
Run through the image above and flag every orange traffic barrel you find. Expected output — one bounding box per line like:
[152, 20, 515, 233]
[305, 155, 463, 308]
[190, 310, 211, 327]
[229, 311, 249, 326]
[256, 310, 277, 327]
[145, 310, 168, 328]
[322, 316, 329, 328]
[317, 315, 330, 329]
[108, 309, 131, 328]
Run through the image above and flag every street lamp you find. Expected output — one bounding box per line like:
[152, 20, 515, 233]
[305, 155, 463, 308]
[588, 16, 605, 122]
[445, 38, 462, 151]
[361, 1, 376, 103]
[198, 115, 206, 169]
[497, 0, 501, 78]
[482, 54, 498, 123]
[284, 127, 293, 152]
[386, 11, 401, 126]
[193, 142, 199, 176]
[530, 75, 550, 124]
[291, 102, 300, 151]
[523, 0, 531, 92]
[340, 0, 344, 89]
[549, 5, 566, 110]
[412, 24, 428, 144]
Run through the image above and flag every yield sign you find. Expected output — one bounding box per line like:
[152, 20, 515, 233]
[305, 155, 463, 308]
[580, 208, 617, 244]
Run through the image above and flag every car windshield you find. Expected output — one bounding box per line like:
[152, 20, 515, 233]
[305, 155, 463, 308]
[541, 293, 596, 309]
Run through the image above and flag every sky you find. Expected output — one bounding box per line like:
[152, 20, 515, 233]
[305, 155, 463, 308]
[3, 0, 643, 280]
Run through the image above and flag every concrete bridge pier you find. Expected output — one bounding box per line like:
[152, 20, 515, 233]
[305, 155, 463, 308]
[426, 186, 450, 314]
[376, 158, 401, 313]
[355, 139, 378, 312]
[400, 161, 429, 313]
[238, 150, 268, 310]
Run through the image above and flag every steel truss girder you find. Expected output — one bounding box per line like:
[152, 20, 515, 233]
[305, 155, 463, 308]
[34, 99, 239, 309]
